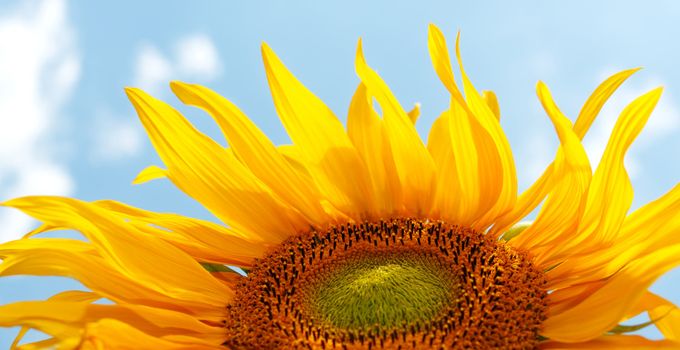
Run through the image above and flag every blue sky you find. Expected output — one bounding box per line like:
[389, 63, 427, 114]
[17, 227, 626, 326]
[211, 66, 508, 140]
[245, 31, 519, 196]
[0, 0, 679, 346]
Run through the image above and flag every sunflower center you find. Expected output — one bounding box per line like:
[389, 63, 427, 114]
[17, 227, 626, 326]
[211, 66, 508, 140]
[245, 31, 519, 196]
[224, 218, 547, 350]
[309, 253, 457, 330]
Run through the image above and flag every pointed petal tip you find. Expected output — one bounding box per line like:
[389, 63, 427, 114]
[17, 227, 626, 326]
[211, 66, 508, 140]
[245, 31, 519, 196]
[536, 80, 549, 93]
[260, 43, 275, 74]
[354, 38, 366, 70]
[0, 197, 21, 208]
[612, 67, 643, 79]
[132, 165, 167, 185]
[123, 87, 147, 103]
[123, 86, 139, 96]
[427, 23, 441, 35]
[427, 24, 443, 48]
[641, 86, 665, 103]
[648, 86, 665, 103]
[454, 31, 463, 62]
[169, 80, 186, 89]
[261, 42, 286, 80]
[260, 42, 275, 62]
[168, 80, 193, 97]
[1, 196, 54, 209]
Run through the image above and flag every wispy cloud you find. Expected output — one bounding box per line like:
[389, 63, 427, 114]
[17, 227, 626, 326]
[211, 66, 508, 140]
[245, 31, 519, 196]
[0, 0, 80, 242]
[133, 45, 174, 96]
[174, 35, 221, 80]
[133, 34, 222, 95]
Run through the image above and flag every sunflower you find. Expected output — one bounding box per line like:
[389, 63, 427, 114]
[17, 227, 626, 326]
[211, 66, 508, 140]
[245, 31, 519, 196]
[1, 24, 679, 350]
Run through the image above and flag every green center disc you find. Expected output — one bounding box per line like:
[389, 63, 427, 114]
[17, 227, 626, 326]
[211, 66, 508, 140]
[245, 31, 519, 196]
[309, 254, 457, 330]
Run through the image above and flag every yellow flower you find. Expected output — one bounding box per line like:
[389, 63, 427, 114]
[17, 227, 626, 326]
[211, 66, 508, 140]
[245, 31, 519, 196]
[1, 24, 679, 349]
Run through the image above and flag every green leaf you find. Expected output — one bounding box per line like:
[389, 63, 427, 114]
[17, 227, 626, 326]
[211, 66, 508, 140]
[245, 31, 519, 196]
[200, 262, 233, 273]
[608, 320, 656, 334]
[501, 221, 532, 241]
[607, 310, 672, 335]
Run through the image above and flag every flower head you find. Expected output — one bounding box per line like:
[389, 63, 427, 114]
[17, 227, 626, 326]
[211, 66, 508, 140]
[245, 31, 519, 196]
[1, 24, 679, 349]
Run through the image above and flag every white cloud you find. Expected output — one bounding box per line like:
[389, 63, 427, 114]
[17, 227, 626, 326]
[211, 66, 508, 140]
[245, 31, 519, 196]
[0, 0, 79, 242]
[89, 111, 144, 162]
[582, 74, 679, 179]
[133, 34, 221, 95]
[134, 45, 173, 96]
[175, 35, 221, 79]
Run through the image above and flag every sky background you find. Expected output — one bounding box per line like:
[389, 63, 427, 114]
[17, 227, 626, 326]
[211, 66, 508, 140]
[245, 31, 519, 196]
[0, 0, 679, 346]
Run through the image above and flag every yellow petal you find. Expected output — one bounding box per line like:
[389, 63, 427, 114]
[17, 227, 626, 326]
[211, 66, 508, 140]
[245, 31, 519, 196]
[276, 144, 354, 221]
[490, 173, 552, 239]
[539, 335, 680, 349]
[426, 105, 473, 224]
[0, 301, 225, 344]
[261, 43, 373, 217]
[0, 238, 94, 258]
[621, 183, 680, 256]
[573, 68, 642, 138]
[640, 293, 680, 341]
[547, 184, 680, 289]
[169, 81, 330, 226]
[407, 102, 421, 124]
[48, 290, 101, 303]
[509, 82, 591, 260]
[491, 68, 640, 237]
[3, 196, 232, 316]
[453, 31, 517, 228]
[426, 111, 455, 220]
[547, 280, 607, 316]
[555, 88, 664, 268]
[355, 39, 436, 216]
[347, 83, 401, 215]
[133, 165, 167, 185]
[276, 144, 307, 172]
[548, 120, 680, 288]
[542, 243, 680, 342]
[543, 88, 663, 268]
[617, 291, 680, 343]
[95, 200, 267, 266]
[15, 337, 66, 350]
[10, 328, 30, 350]
[80, 319, 221, 350]
[125, 87, 305, 242]
[427, 24, 466, 103]
[427, 24, 516, 228]
[427, 26, 482, 224]
[0, 237, 217, 315]
[11, 290, 100, 349]
[482, 90, 500, 120]
[576, 88, 662, 244]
